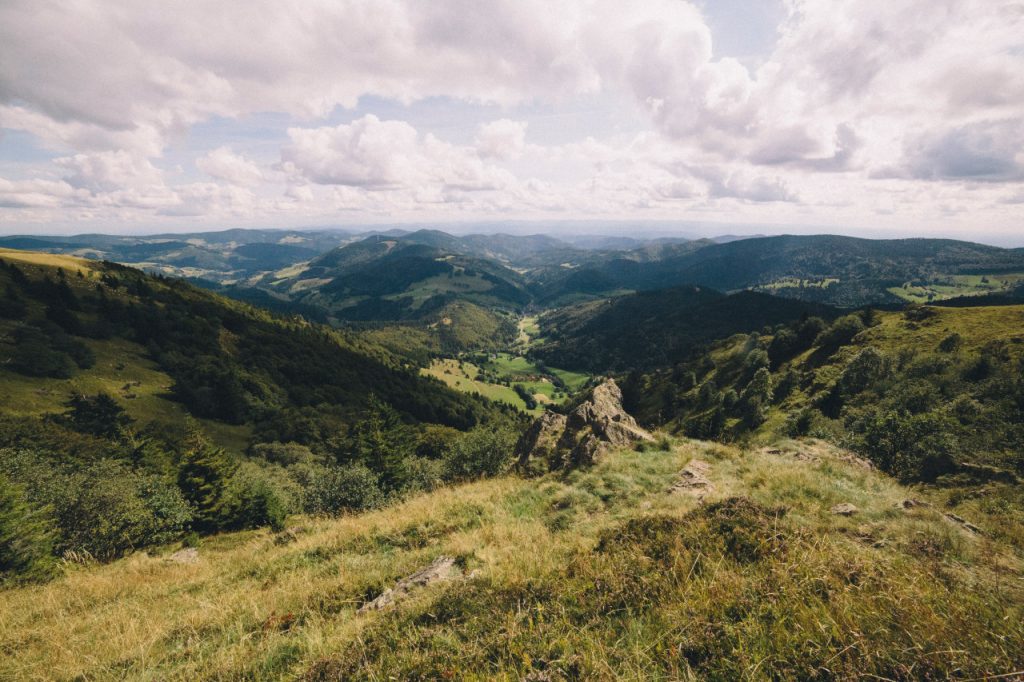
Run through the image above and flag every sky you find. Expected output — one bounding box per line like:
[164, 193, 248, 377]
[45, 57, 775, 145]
[1, 0, 1023, 243]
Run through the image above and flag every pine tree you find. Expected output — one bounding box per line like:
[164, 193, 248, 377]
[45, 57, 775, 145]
[177, 420, 235, 531]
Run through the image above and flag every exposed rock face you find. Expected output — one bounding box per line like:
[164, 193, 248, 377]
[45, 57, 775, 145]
[516, 379, 653, 470]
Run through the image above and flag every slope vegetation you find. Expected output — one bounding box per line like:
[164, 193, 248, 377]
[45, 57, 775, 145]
[1, 437, 1020, 680]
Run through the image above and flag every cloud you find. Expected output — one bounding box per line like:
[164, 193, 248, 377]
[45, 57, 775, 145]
[0, 0, 1022, 233]
[280, 115, 514, 194]
[196, 147, 265, 185]
[890, 120, 1024, 182]
[475, 119, 528, 160]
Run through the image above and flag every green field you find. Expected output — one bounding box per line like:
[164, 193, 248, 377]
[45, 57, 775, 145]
[888, 272, 1024, 303]
[423, 350, 591, 414]
[761, 277, 839, 290]
[421, 358, 542, 414]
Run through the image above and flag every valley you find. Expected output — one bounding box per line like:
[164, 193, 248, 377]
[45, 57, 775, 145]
[2, 231, 1024, 680]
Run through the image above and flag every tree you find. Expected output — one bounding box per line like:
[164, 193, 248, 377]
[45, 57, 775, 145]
[740, 367, 774, 428]
[444, 426, 517, 480]
[177, 421, 235, 531]
[63, 392, 133, 439]
[351, 397, 412, 490]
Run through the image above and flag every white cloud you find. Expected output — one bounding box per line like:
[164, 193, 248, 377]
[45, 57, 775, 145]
[475, 119, 528, 160]
[0, 0, 1022, 234]
[196, 147, 265, 186]
[281, 115, 514, 194]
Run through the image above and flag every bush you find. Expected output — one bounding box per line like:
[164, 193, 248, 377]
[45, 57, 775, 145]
[303, 463, 383, 515]
[444, 426, 517, 481]
[814, 314, 865, 353]
[219, 462, 299, 532]
[54, 460, 192, 560]
[938, 333, 962, 353]
[62, 392, 133, 439]
[0, 474, 56, 584]
[838, 347, 888, 395]
[250, 441, 316, 466]
[400, 457, 446, 494]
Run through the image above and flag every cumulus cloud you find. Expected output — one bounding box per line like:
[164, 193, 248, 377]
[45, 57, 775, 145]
[891, 120, 1024, 182]
[280, 115, 514, 194]
[196, 148, 265, 186]
[0, 0, 1022, 231]
[475, 119, 528, 160]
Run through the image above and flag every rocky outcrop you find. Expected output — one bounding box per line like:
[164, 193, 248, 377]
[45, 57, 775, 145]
[516, 379, 653, 470]
[358, 556, 461, 614]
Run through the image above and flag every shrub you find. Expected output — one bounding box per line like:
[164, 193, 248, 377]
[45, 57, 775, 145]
[250, 441, 316, 466]
[814, 314, 865, 353]
[399, 457, 446, 494]
[219, 461, 299, 532]
[838, 347, 888, 395]
[54, 460, 192, 560]
[938, 333, 962, 353]
[0, 474, 56, 584]
[303, 463, 383, 515]
[62, 392, 133, 439]
[444, 426, 517, 481]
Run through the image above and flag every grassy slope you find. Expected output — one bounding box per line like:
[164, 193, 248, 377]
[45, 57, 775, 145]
[2, 437, 1021, 680]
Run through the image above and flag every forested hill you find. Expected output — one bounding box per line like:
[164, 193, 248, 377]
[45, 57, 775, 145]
[537, 235, 1024, 306]
[0, 248, 505, 431]
[533, 286, 838, 372]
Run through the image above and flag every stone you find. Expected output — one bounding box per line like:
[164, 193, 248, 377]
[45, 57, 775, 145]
[944, 513, 983, 535]
[830, 503, 859, 516]
[668, 459, 714, 498]
[166, 547, 199, 564]
[358, 556, 461, 614]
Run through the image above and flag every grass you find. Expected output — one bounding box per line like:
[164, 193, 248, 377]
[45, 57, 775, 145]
[424, 350, 592, 415]
[0, 249, 98, 276]
[421, 358, 538, 413]
[888, 272, 1024, 303]
[2, 436, 1021, 680]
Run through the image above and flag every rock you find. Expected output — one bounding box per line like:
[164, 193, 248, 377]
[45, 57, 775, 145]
[166, 547, 199, 564]
[897, 498, 929, 510]
[358, 556, 461, 614]
[830, 503, 859, 516]
[944, 513, 983, 535]
[515, 411, 567, 469]
[515, 379, 653, 470]
[668, 459, 714, 499]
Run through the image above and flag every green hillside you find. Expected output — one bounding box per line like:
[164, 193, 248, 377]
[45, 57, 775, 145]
[535, 235, 1024, 307]
[534, 286, 838, 372]
[275, 239, 532, 326]
[0, 248, 522, 579]
[2, 437, 1021, 679]
[626, 303, 1024, 485]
